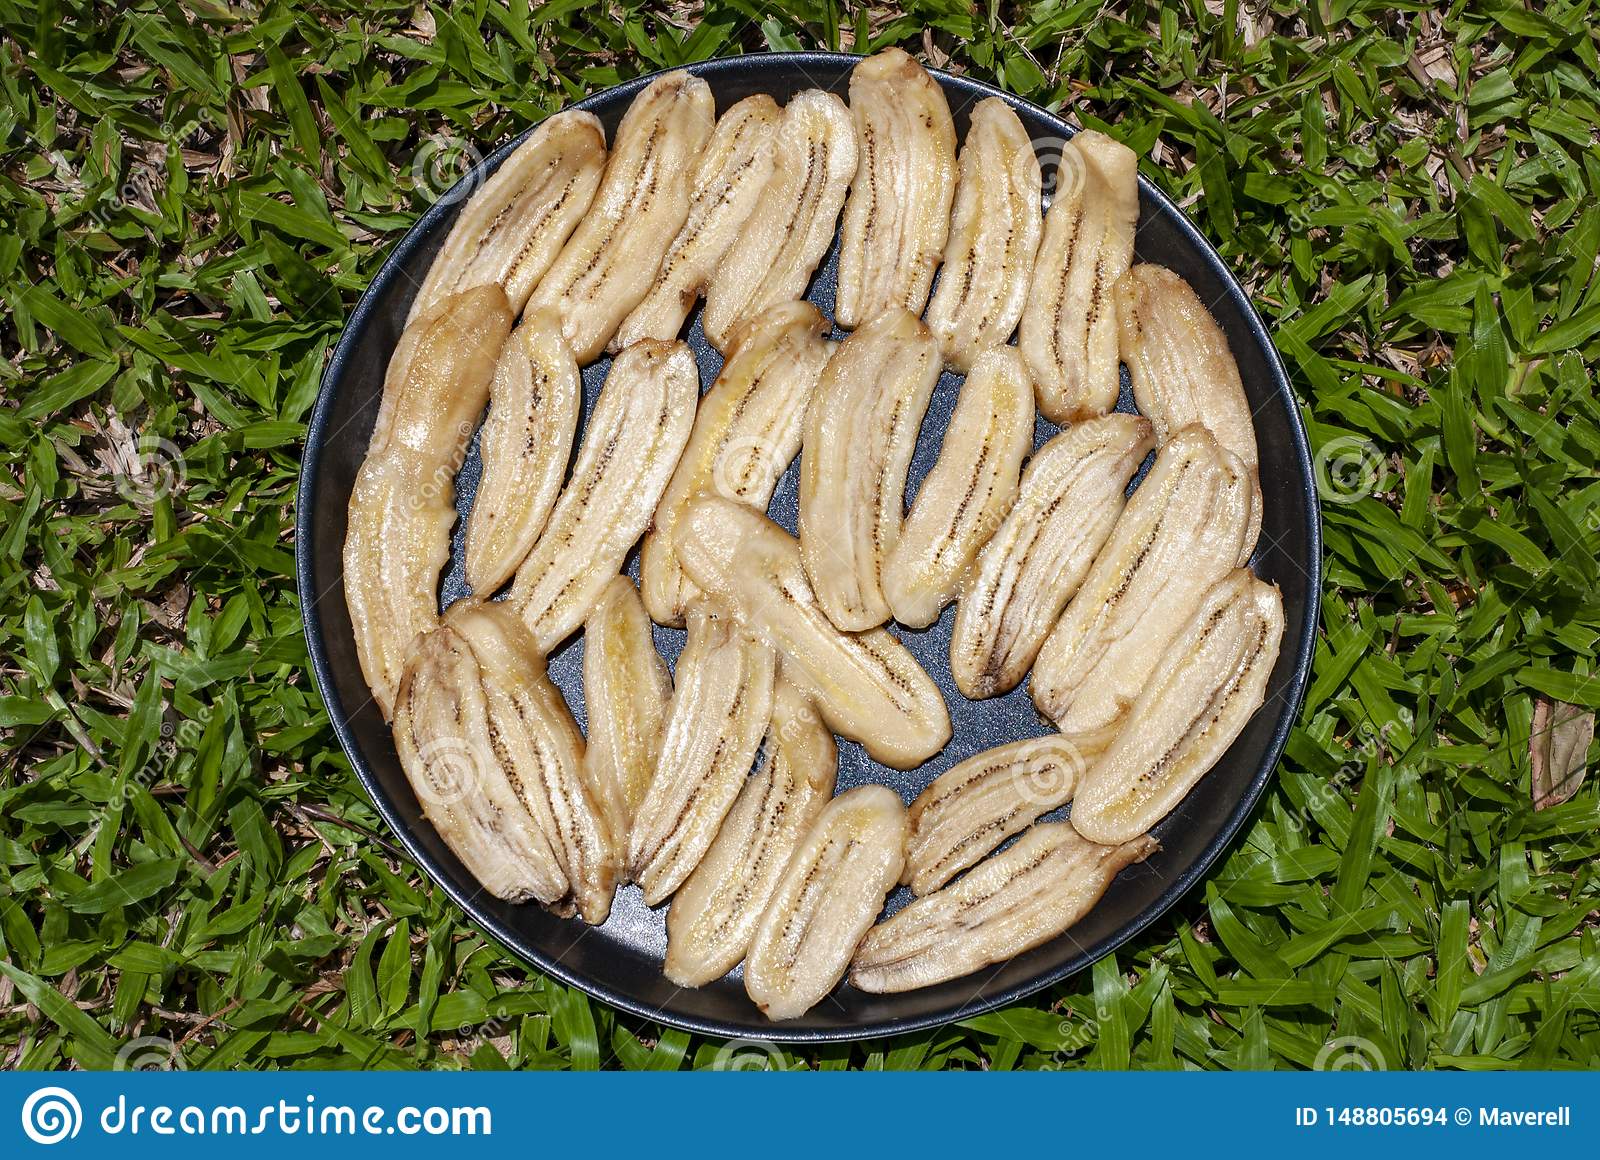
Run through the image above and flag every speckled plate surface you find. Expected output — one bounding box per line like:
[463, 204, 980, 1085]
[297, 52, 1321, 1043]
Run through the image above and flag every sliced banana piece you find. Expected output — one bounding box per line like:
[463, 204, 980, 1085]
[799, 308, 942, 631]
[924, 98, 1043, 371]
[629, 608, 777, 905]
[665, 679, 837, 987]
[346, 286, 512, 717]
[613, 95, 780, 349]
[529, 71, 715, 361]
[903, 730, 1115, 897]
[1030, 425, 1255, 732]
[883, 346, 1034, 629]
[463, 308, 580, 595]
[641, 301, 832, 627]
[1117, 263, 1263, 562]
[745, 785, 908, 1021]
[1018, 130, 1139, 424]
[702, 89, 857, 352]
[408, 110, 606, 322]
[582, 575, 671, 846]
[850, 822, 1157, 993]
[948, 413, 1154, 700]
[1071, 570, 1284, 844]
[509, 339, 698, 653]
[395, 601, 619, 922]
[834, 48, 956, 329]
[674, 496, 950, 769]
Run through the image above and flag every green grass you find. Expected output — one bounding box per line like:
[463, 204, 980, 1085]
[3, 0, 1600, 1070]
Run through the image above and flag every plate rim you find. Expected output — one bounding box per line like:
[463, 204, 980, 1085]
[295, 49, 1322, 1045]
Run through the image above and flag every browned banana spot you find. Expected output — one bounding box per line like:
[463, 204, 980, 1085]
[1030, 425, 1253, 732]
[799, 308, 941, 631]
[508, 340, 698, 653]
[665, 679, 837, 987]
[1018, 130, 1138, 423]
[850, 822, 1157, 993]
[628, 607, 777, 905]
[1071, 569, 1284, 844]
[745, 785, 908, 1020]
[834, 48, 957, 329]
[948, 412, 1154, 700]
[883, 345, 1033, 629]
[673, 496, 950, 769]
[641, 301, 831, 626]
[529, 72, 715, 361]
[408, 110, 606, 322]
[702, 90, 857, 351]
[924, 98, 1043, 370]
[463, 308, 580, 595]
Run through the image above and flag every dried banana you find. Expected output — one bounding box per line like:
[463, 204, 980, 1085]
[924, 98, 1043, 370]
[903, 730, 1115, 897]
[948, 413, 1154, 700]
[629, 608, 777, 905]
[1030, 425, 1255, 732]
[702, 89, 857, 352]
[834, 48, 956, 329]
[798, 308, 942, 631]
[640, 301, 832, 627]
[883, 345, 1033, 629]
[529, 71, 715, 361]
[408, 110, 606, 322]
[1018, 130, 1139, 424]
[1071, 569, 1284, 844]
[745, 785, 908, 1020]
[582, 575, 671, 845]
[395, 600, 619, 923]
[613, 95, 780, 349]
[509, 339, 698, 653]
[673, 496, 951, 769]
[1117, 263, 1263, 562]
[463, 308, 580, 595]
[850, 822, 1156, 993]
[346, 286, 512, 718]
[665, 679, 837, 987]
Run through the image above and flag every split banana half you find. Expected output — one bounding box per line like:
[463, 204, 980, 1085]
[1030, 425, 1257, 732]
[462, 308, 580, 595]
[883, 345, 1034, 629]
[640, 301, 832, 627]
[1018, 130, 1139, 424]
[1071, 569, 1284, 844]
[613, 95, 781, 349]
[529, 71, 715, 361]
[948, 413, 1154, 700]
[665, 678, 837, 987]
[394, 600, 619, 923]
[851, 822, 1156, 993]
[408, 110, 606, 322]
[508, 339, 698, 653]
[903, 731, 1113, 897]
[923, 98, 1043, 371]
[628, 608, 777, 905]
[673, 496, 951, 769]
[745, 784, 908, 1020]
[702, 89, 857, 352]
[582, 575, 672, 847]
[799, 307, 942, 631]
[834, 48, 957, 329]
[345, 285, 512, 718]
[1117, 263, 1263, 561]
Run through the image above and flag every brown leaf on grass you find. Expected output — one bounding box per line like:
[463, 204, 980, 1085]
[1530, 697, 1594, 811]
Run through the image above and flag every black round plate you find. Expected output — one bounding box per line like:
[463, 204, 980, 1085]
[297, 52, 1321, 1044]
